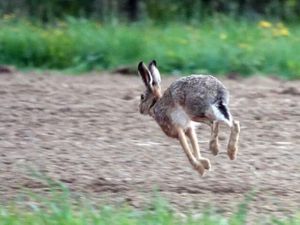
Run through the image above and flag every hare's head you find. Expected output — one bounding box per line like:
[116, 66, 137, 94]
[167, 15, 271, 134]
[138, 60, 162, 115]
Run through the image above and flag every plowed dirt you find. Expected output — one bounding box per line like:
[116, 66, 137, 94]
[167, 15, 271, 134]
[0, 71, 299, 220]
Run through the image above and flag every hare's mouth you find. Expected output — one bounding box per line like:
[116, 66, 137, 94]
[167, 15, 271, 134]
[139, 105, 146, 115]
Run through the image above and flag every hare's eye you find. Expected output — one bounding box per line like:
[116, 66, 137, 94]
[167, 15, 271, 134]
[140, 94, 145, 100]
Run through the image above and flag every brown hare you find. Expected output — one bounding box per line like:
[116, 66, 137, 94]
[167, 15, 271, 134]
[138, 60, 240, 176]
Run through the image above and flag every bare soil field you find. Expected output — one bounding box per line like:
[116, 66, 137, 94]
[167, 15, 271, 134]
[0, 71, 299, 220]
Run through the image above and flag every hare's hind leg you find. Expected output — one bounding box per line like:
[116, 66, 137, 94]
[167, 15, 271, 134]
[227, 120, 240, 160]
[186, 127, 211, 170]
[177, 127, 205, 176]
[209, 121, 220, 156]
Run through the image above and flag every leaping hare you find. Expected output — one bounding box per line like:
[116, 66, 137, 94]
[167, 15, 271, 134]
[138, 60, 240, 176]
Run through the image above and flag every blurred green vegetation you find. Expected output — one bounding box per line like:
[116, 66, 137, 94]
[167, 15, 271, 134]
[0, 181, 299, 225]
[0, 16, 299, 78]
[1, 0, 300, 23]
[0, 1, 300, 78]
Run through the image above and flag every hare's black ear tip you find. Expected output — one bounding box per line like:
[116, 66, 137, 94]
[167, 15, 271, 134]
[138, 61, 144, 69]
[151, 59, 157, 66]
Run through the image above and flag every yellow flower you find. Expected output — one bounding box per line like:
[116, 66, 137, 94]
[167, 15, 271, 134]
[272, 23, 289, 36]
[279, 28, 289, 36]
[258, 20, 272, 28]
[220, 33, 227, 40]
[273, 27, 290, 37]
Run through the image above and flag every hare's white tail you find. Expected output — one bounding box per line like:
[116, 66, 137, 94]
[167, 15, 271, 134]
[211, 101, 233, 127]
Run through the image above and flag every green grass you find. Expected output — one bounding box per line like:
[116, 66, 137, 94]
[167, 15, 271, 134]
[0, 16, 300, 78]
[0, 174, 298, 225]
[0, 183, 299, 225]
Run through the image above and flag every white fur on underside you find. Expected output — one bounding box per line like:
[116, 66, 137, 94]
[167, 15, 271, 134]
[170, 106, 191, 129]
[170, 104, 232, 129]
[211, 104, 233, 127]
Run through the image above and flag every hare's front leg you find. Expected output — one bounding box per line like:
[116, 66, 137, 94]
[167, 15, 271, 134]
[186, 127, 211, 171]
[177, 127, 205, 176]
[227, 120, 240, 160]
[209, 121, 220, 156]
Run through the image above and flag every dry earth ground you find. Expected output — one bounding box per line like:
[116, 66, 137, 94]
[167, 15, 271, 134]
[0, 71, 299, 221]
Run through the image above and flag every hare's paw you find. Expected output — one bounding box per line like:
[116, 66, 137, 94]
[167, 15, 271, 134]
[227, 120, 240, 160]
[227, 145, 238, 160]
[194, 162, 205, 176]
[209, 139, 219, 156]
[199, 157, 211, 170]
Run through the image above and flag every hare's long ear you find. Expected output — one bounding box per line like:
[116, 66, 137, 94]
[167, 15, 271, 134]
[138, 61, 153, 90]
[148, 60, 161, 87]
[148, 60, 162, 98]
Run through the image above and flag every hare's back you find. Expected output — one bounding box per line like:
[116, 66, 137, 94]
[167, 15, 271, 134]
[169, 75, 229, 114]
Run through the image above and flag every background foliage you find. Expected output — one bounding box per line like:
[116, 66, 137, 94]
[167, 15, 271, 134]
[1, 17, 299, 78]
[0, 0, 299, 78]
[1, 0, 300, 23]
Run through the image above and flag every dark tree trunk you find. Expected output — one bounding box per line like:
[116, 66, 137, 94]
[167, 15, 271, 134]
[126, 0, 138, 21]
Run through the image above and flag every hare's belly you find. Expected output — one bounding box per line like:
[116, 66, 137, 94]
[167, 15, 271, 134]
[159, 123, 179, 138]
[154, 106, 192, 138]
[170, 106, 191, 129]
